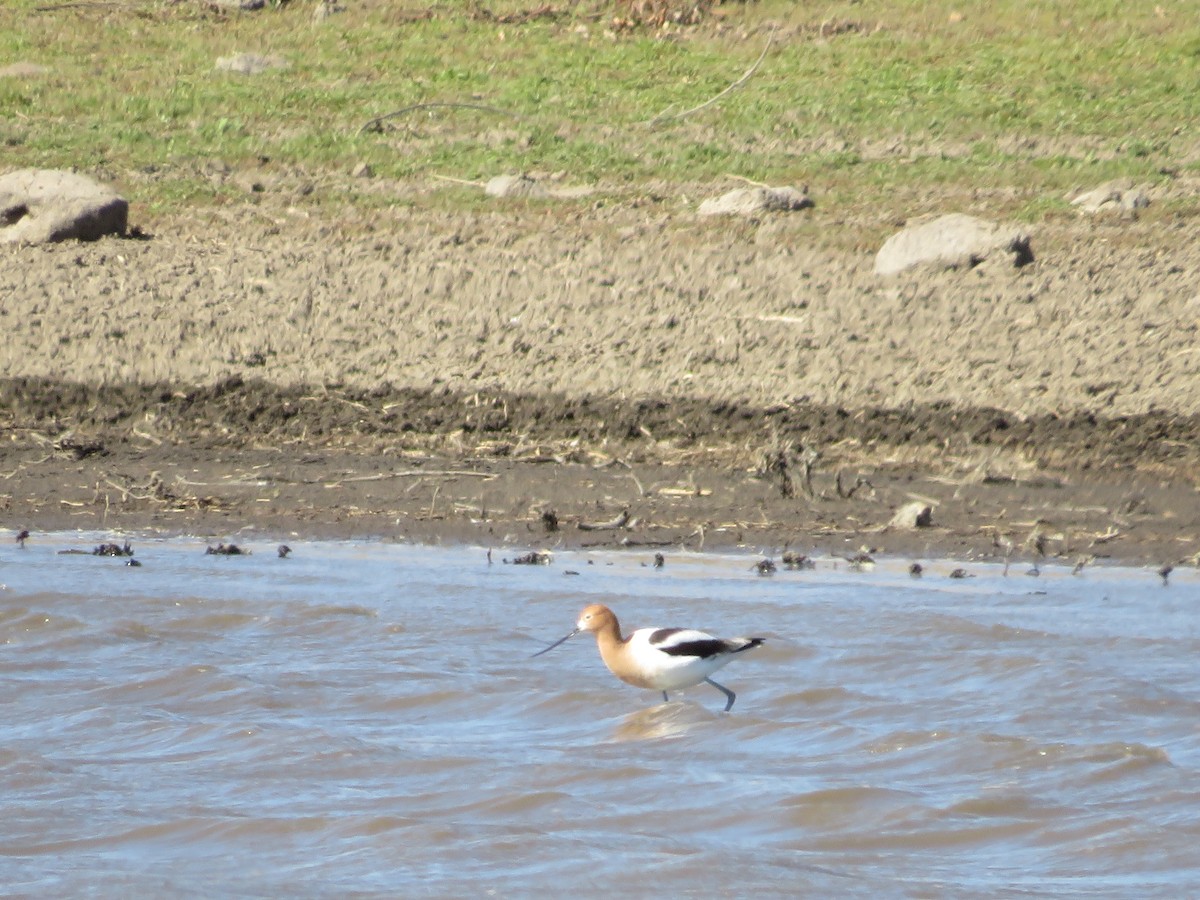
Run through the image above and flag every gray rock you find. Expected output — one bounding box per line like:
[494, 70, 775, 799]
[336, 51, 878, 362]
[211, 0, 265, 9]
[1070, 179, 1152, 214]
[874, 213, 1033, 276]
[485, 174, 547, 199]
[0, 169, 128, 244]
[215, 53, 288, 75]
[698, 186, 813, 216]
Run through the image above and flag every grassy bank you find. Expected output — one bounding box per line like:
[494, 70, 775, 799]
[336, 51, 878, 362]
[2, 0, 1196, 220]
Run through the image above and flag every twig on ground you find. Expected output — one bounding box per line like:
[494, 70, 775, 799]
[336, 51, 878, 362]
[627, 471, 646, 497]
[431, 174, 487, 187]
[723, 173, 772, 188]
[131, 428, 163, 446]
[646, 25, 776, 127]
[334, 469, 499, 484]
[578, 509, 632, 531]
[358, 102, 521, 135]
[2, 455, 53, 479]
[104, 478, 139, 502]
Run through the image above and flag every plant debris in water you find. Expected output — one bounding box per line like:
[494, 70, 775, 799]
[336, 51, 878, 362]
[508, 550, 552, 565]
[207, 543, 249, 556]
[94, 541, 134, 557]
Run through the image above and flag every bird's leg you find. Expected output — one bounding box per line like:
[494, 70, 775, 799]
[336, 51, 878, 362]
[662, 690, 670, 703]
[705, 677, 736, 712]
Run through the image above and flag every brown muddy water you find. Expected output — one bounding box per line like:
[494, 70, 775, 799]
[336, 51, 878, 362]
[1, 537, 1198, 897]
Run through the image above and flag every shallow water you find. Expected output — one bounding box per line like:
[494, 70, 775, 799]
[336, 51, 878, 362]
[1, 536, 1198, 897]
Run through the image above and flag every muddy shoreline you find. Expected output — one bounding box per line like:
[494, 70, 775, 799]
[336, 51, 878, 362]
[3, 199, 1200, 572]
[3, 378, 1197, 571]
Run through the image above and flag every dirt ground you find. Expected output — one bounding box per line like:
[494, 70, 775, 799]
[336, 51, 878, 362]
[3, 179, 1200, 571]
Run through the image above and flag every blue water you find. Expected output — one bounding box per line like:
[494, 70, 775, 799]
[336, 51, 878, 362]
[1, 535, 1197, 897]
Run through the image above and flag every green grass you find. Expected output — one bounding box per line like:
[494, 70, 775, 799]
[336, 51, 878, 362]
[1, 0, 1196, 218]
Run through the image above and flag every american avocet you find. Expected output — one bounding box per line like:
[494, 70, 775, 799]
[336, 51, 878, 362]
[532, 603, 765, 711]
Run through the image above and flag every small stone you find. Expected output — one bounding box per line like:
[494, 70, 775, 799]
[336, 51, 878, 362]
[875, 213, 1033, 276]
[351, 162, 373, 179]
[485, 174, 548, 199]
[0, 169, 128, 244]
[232, 171, 271, 193]
[698, 186, 813, 216]
[889, 501, 934, 529]
[215, 53, 289, 75]
[1070, 179, 1152, 214]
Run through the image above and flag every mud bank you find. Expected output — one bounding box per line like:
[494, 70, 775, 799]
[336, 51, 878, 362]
[2, 201, 1199, 571]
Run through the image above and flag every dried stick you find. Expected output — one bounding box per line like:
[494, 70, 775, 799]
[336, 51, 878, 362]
[2, 455, 53, 478]
[723, 173, 771, 188]
[336, 469, 498, 483]
[577, 509, 631, 531]
[431, 174, 487, 187]
[646, 26, 776, 127]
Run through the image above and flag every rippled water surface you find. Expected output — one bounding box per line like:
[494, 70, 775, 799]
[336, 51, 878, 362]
[2, 536, 1199, 897]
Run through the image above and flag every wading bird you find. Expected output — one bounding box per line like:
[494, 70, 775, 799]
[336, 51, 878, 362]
[533, 603, 765, 712]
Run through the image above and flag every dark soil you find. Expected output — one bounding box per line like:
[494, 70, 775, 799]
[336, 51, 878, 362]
[3, 377, 1198, 571]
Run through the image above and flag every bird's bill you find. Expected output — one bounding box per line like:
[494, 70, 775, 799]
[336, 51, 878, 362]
[531, 628, 579, 658]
